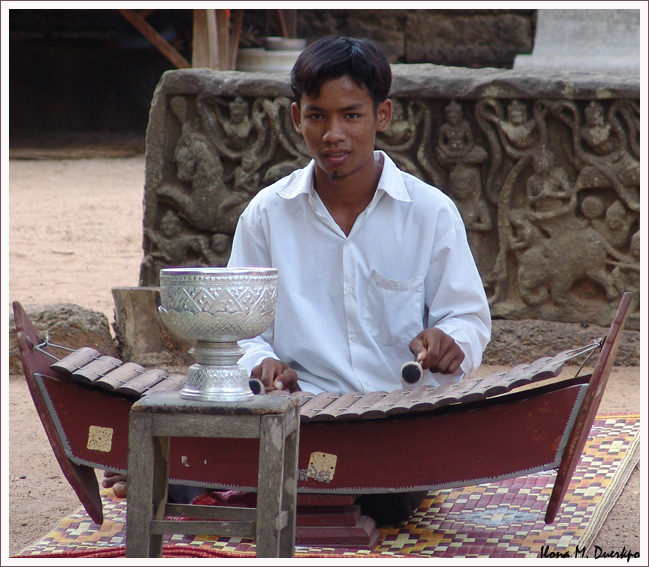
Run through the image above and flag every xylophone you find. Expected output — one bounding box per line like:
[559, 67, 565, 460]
[13, 293, 631, 544]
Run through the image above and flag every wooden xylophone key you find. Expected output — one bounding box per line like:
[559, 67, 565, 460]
[49, 347, 100, 374]
[396, 384, 443, 412]
[308, 392, 366, 422]
[289, 390, 316, 408]
[298, 393, 341, 422]
[529, 348, 583, 382]
[407, 381, 464, 413]
[336, 390, 389, 420]
[496, 356, 556, 391]
[146, 373, 186, 394]
[71, 355, 122, 384]
[94, 361, 145, 392]
[465, 370, 509, 399]
[387, 386, 443, 416]
[471, 352, 569, 399]
[447, 376, 491, 404]
[360, 388, 416, 419]
[115, 368, 167, 398]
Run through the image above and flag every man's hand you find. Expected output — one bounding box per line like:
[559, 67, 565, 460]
[409, 328, 464, 374]
[251, 357, 298, 391]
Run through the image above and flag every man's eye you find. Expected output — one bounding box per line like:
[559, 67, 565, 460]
[346, 113, 360, 119]
[307, 113, 324, 120]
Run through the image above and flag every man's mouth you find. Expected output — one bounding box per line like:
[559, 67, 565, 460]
[323, 150, 349, 165]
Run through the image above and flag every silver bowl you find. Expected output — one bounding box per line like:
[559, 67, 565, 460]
[158, 267, 278, 402]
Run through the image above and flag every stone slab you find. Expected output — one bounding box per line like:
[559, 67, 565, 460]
[514, 9, 640, 75]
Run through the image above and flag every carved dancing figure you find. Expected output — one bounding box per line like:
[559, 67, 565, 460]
[157, 96, 249, 234]
[140, 210, 207, 285]
[600, 200, 636, 250]
[525, 148, 576, 224]
[509, 208, 543, 252]
[216, 96, 254, 150]
[198, 233, 232, 266]
[435, 102, 489, 220]
[436, 101, 484, 163]
[560, 100, 639, 212]
[581, 195, 637, 251]
[499, 99, 540, 151]
[477, 98, 551, 216]
[580, 101, 616, 154]
[433, 101, 491, 268]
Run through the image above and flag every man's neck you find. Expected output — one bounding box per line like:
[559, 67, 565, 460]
[313, 154, 383, 236]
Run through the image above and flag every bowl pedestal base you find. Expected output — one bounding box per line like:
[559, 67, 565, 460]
[180, 341, 254, 402]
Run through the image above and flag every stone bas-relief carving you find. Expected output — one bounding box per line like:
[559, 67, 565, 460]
[142, 86, 309, 285]
[142, 68, 639, 329]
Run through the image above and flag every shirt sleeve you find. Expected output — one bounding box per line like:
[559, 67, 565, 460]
[227, 212, 281, 373]
[424, 206, 492, 380]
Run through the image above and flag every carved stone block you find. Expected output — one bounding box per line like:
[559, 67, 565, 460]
[141, 66, 639, 330]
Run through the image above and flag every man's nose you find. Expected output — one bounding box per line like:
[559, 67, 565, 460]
[323, 117, 346, 142]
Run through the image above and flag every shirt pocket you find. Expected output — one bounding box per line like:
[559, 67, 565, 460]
[363, 269, 425, 347]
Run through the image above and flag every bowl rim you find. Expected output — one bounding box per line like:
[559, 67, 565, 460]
[160, 267, 278, 277]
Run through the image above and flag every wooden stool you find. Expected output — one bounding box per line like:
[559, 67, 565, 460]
[125, 391, 300, 558]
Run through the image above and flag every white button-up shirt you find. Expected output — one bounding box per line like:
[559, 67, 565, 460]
[228, 151, 491, 394]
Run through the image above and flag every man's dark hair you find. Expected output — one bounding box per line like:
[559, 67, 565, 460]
[290, 36, 392, 111]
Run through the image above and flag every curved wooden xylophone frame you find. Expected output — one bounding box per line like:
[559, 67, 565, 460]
[13, 293, 631, 541]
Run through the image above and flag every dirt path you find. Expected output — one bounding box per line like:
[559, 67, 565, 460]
[8, 156, 145, 321]
[4, 156, 641, 558]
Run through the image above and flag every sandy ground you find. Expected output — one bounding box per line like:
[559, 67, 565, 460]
[4, 155, 643, 559]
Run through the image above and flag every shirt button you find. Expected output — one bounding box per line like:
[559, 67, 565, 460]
[350, 335, 359, 343]
[345, 287, 354, 295]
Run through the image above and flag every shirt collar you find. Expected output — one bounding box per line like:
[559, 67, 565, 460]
[375, 151, 412, 203]
[276, 160, 316, 199]
[276, 151, 412, 203]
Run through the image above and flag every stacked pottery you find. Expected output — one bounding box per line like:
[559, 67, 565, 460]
[237, 37, 307, 73]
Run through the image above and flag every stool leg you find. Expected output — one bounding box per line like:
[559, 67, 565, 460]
[126, 413, 154, 557]
[256, 414, 285, 558]
[149, 435, 171, 557]
[279, 406, 299, 557]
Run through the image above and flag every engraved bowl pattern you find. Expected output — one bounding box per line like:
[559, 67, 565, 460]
[159, 267, 278, 342]
[158, 309, 276, 342]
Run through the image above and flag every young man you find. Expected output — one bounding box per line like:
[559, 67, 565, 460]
[105, 36, 491, 526]
[225, 36, 491, 525]
[228, 35, 490, 397]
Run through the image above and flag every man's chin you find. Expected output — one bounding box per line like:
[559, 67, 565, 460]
[315, 163, 347, 181]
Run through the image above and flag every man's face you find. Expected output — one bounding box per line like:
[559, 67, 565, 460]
[291, 75, 391, 182]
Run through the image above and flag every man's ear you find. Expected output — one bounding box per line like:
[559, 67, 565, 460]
[291, 102, 303, 134]
[376, 98, 393, 133]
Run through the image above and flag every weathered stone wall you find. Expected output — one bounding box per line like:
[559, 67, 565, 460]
[274, 9, 535, 68]
[140, 66, 640, 331]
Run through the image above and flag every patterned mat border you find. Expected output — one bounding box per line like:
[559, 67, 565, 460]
[17, 414, 640, 559]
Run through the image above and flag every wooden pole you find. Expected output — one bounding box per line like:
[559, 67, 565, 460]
[215, 9, 230, 70]
[118, 9, 190, 69]
[193, 9, 217, 69]
[228, 10, 245, 70]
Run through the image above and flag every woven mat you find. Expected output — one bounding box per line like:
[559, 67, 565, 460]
[18, 414, 640, 559]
